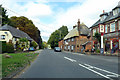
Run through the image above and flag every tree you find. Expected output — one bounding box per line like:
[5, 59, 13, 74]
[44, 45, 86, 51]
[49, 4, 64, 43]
[9, 16, 43, 49]
[48, 26, 68, 49]
[0, 5, 10, 26]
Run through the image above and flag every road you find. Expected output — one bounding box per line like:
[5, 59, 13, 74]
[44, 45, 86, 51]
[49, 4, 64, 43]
[18, 49, 119, 80]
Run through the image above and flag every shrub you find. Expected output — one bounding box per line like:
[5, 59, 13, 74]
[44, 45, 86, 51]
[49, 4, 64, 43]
[0, 41, 7, 53]
[6, 43, 14, 53]
[96, 49, 100, 53]
[31, 41, 38, 49]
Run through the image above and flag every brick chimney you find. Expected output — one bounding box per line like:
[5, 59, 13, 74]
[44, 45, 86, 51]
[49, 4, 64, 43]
[77, 19, 80, 35]
[103, 10, 105, 13]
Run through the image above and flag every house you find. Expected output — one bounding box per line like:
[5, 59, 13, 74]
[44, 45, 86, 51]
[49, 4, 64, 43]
[59, 19, 91, 53]
[90, 2, 120, 53]
[0, 24, 33, 50]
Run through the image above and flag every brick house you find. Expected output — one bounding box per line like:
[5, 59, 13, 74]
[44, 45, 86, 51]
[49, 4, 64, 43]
[90, 2, 120, 53]
[59, 19, 91, 53]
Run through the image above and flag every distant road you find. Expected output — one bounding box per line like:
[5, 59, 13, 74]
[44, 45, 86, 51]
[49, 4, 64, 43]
[18, 49, 119, 80]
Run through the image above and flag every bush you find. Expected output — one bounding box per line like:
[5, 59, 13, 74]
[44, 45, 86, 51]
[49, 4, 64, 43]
[96, 49, 100, 53]
[6, 43, 14, 53]
[0, 41, 7, 53]
[31, 41, 38, 49]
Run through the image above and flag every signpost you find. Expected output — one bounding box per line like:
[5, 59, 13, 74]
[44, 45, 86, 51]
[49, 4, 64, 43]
[99, 24, 104, 54]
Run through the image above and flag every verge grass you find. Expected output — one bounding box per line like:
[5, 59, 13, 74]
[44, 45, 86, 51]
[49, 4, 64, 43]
[2, 52, 39, 78]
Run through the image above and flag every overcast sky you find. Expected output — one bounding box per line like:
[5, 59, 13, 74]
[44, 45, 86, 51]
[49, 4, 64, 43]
[0, 0, 119, 42]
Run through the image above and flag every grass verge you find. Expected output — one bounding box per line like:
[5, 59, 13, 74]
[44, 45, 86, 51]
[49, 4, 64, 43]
[2, 52, 39, 78]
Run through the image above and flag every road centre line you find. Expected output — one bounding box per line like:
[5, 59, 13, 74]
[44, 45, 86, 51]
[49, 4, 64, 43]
[84, 64, 120, 77]
[64, 56, 119, 79]
[79, 64, 113, 80]
[64, 57, 76, 62]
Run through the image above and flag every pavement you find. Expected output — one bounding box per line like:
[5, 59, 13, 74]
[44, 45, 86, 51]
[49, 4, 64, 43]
[18, 49, 119, 80]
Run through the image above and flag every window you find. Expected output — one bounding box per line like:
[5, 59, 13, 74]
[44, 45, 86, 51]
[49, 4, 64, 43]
[113, 8, 119, 16]
[93, 28, 96, 36]
[118, 20, 120, 30]
[105, 25, 108, 33]
[15, 38, 17, 41]
[71, 38, 74, 41]
[68, 46, 70, 50]
[71, 46, 74, 50]
[68, 39, 70, 42]
[1, 35, 5, 39]
[110, 22, 115, 32]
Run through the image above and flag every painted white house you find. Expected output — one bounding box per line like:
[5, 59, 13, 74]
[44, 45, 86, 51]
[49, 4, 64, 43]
[0, 24, 34, 50]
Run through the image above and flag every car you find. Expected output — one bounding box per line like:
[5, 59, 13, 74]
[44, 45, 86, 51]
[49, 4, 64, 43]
[54, 47, 61, 52]
[28, 47, 35, 51]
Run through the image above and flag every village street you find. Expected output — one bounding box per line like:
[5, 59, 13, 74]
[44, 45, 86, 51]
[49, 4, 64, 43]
[18, 49, 119, 80]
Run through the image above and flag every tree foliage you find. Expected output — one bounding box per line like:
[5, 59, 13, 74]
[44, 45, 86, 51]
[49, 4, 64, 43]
[0, 5, 10, 26]
[48, 25, 68, 49]
[9, 16, 43, 49]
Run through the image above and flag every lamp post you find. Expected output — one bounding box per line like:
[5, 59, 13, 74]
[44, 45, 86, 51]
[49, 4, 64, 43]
[99, 24, 104, 54]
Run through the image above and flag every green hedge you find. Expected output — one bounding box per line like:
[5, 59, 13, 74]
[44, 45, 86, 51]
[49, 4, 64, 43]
[0, 41, 7, 53]
[0, 41, 14, 53]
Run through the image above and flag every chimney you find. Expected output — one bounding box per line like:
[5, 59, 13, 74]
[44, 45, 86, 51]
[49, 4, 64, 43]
[103, 10, 105, 13]
[77, 19, 80, 35]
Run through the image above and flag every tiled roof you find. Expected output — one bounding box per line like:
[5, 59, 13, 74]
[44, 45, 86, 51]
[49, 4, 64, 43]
[91, 4, 120, 28]
[0, 24, 33, 41]
[64, 24, 90, 40]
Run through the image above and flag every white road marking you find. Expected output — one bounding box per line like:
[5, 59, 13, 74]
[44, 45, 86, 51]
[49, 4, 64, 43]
[106, 75, 118, 77]
[64, 57, 76, 62]
[79, 64, 114, 80]
[84, 64, 120, 77]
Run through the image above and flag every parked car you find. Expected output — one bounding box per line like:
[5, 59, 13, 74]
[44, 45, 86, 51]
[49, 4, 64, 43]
[54, 47, 61, 52]
[28, 47, 35, 51]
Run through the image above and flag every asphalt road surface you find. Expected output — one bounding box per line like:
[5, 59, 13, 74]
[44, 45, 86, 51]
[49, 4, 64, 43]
[18, 49, 119, 80]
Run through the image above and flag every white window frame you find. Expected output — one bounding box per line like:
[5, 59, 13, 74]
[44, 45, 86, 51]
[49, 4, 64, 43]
[71, 46, 74, 50]
[1, 35, 5, 39]
[110, 22, 115, 32]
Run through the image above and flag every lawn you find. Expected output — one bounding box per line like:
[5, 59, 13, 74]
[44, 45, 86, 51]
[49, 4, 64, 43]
[2, 52, 39, 78]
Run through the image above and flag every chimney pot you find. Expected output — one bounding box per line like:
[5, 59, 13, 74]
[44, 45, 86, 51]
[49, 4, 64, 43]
[103, 10, 105, 13]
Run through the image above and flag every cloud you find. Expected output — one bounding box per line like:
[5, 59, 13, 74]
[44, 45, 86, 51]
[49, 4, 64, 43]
[1, 0, 120, 42]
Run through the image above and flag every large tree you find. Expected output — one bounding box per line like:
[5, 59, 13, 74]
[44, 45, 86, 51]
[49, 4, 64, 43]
[0, 5, 10, 26]
[9, 16, 43, 49]
[48, 25, 68, 49]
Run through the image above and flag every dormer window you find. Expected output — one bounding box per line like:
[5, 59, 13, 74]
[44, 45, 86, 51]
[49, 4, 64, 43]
[113, 8, 119, 16]
[100, 10, 108, 21]
[113, 1, 120, 16]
